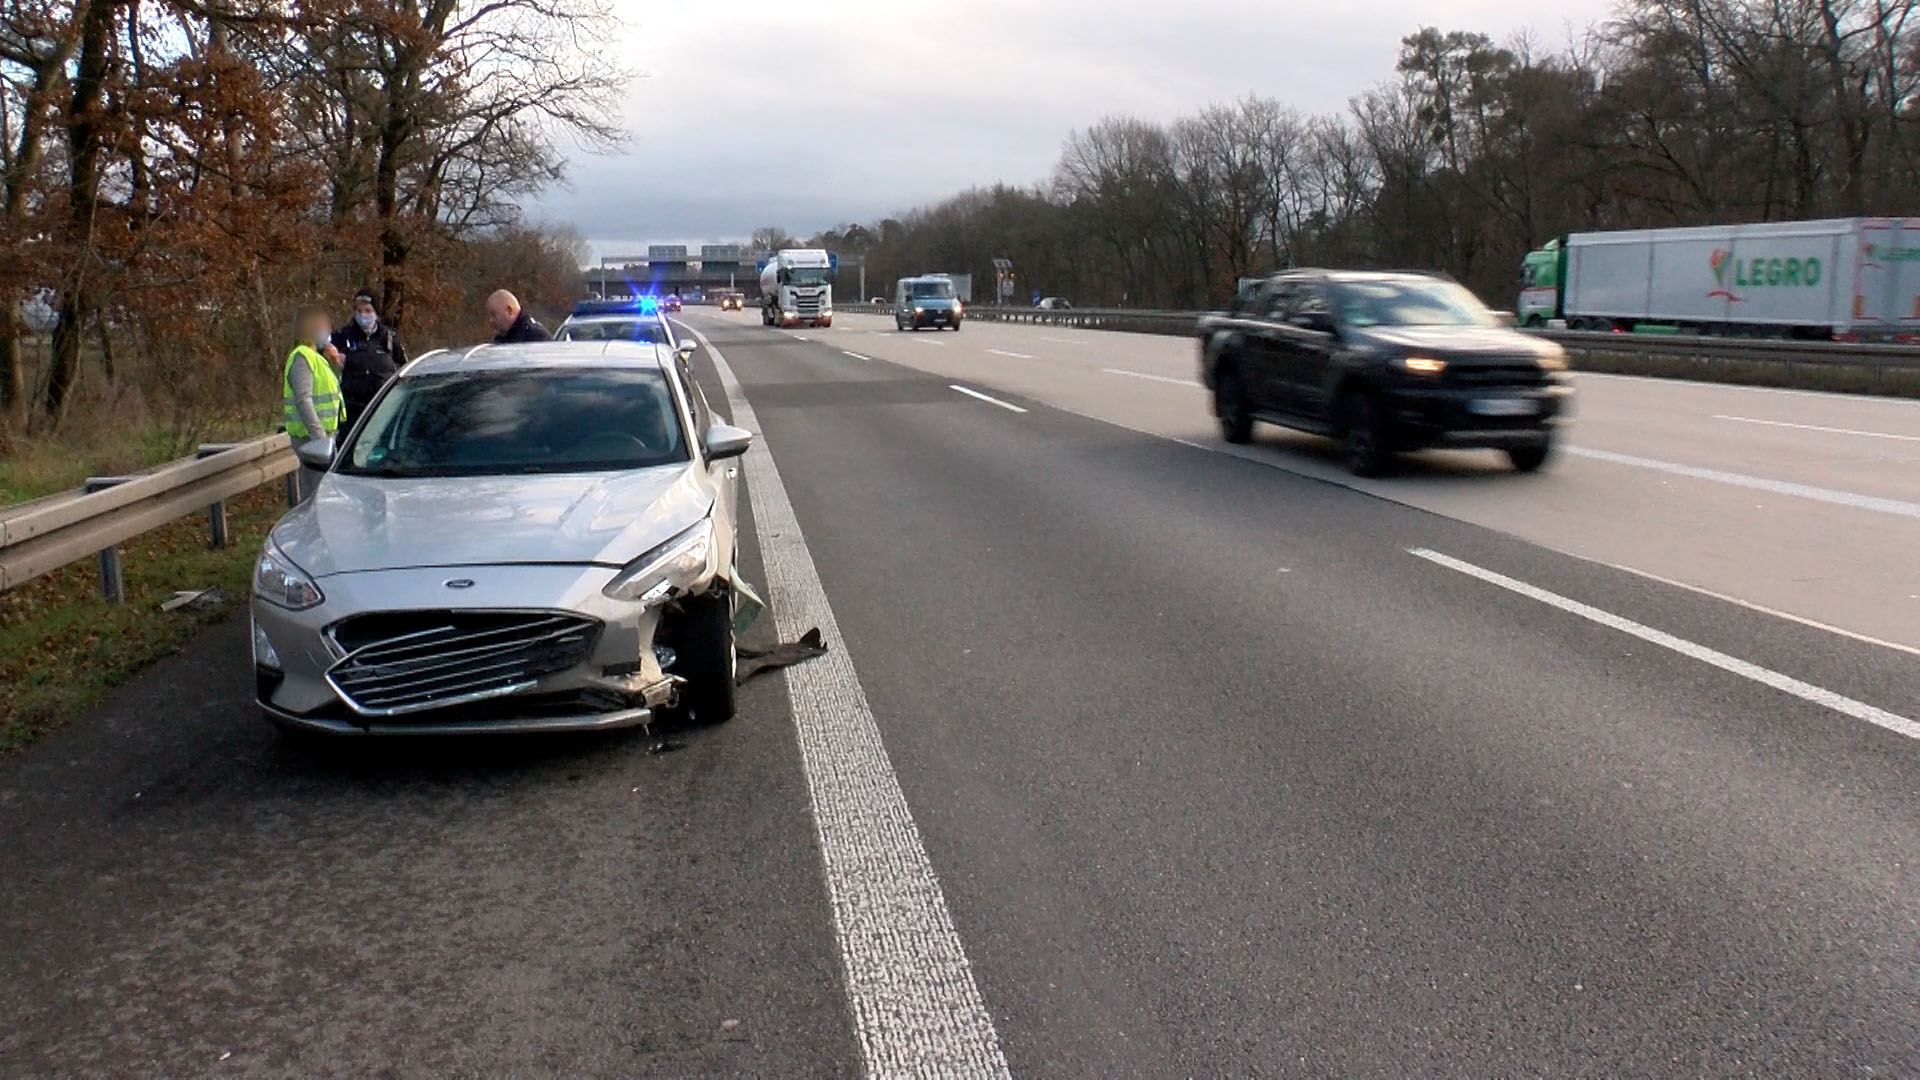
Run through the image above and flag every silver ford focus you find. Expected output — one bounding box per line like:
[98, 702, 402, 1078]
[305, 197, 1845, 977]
[251, 340, 752, 736]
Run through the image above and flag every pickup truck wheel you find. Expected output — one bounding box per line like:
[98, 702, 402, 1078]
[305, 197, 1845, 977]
[1507, 439, 1553, 473]
[1215, 365, 1254, 444]
[668, 592, 736, 725]
[1341, 391, 1396, 477]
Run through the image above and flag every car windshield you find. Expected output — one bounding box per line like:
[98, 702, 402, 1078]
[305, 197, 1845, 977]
[1335, 279, 1492, 328]
[338, 368, 687, 478]
[557, 318, 670, 344]
[908, 281, 953, 299]
[787, 267, 830, 285]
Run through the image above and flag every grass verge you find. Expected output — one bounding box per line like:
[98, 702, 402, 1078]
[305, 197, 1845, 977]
[0, 483, 287, 755]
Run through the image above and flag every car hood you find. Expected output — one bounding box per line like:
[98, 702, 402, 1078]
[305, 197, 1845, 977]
[1347, 324, 1553, 360]
[272, 464, 713, 577]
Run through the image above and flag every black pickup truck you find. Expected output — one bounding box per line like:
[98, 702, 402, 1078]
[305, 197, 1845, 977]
[1198, 270, 1574, 475]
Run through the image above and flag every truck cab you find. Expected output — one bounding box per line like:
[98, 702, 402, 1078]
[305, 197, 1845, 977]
[1518, 239, 1565, 327]
[894, 275, 963, 331]
[761, 248, 835, 328]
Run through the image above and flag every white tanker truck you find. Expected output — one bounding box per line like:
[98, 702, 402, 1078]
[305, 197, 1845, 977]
[759, 248, 835, 328]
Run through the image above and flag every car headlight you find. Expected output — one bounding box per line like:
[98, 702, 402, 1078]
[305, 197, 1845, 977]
[1538, 351, 1568, 372]
[603, 518, 717, 606]
[952, 302, 963, 315]
[1394, 355, 1447, 375]
[254, 540, 323, 610]
[914, 305, 926, 314]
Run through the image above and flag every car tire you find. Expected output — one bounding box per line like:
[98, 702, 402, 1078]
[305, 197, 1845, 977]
[950, 322, 961, 331]
[1507, 439, 1553, 473]
[1215, 364, 1254, 444]
[1341, 390, 1396, 477]
[671, 591, 737, 725]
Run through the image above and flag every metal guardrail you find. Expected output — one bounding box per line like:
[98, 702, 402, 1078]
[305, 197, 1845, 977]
[956, 305, 1920, 373]
[0, 433, 298, 600]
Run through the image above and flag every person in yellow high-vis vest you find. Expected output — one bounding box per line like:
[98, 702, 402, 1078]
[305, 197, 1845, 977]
[284, 305, 345, 500]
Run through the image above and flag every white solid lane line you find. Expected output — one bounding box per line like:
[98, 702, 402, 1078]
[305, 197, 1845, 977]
[1711, 414, 1920, 442]
[985, 349, 1035, 359]
[1040, 336, 1089, 346]
[1103, 368, 1201, 387]
[1410, 548, 1920, 742]
[687, 325, 1013, 1078]
[1565, 446, 1920, 520]
[950, 384, 1028, 413]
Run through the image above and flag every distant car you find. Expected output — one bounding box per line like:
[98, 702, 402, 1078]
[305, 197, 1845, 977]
[253, 340, 752, 736]
[894, 275, 963, 331]
[1198, 270, 1573, 476]
[662, 294, 682, 313]
[718, 293, 743, 312]
[1036, 297, 1073, 310]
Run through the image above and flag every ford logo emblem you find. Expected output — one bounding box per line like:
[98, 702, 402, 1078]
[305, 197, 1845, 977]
[444, 578, 476, 590]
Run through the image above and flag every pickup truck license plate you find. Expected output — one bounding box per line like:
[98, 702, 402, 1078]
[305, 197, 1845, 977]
[1468, 397, 1538, 416]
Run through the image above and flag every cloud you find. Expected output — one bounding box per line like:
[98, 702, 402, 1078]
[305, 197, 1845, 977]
[529, 0, 1619, 255]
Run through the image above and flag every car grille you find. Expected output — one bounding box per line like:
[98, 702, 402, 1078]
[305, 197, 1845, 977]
[794, 294, 824, 316]
[1446, 363, 1550, 388]
[326, 611, 601, 716]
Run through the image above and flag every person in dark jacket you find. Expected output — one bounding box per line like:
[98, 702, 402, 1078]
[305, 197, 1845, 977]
[487, 289, 552, 343]
[332, 287, 407, 424]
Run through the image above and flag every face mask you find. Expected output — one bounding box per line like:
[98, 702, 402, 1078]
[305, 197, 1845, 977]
[311, 330, 332, 351]
[355, 312, 377, 332]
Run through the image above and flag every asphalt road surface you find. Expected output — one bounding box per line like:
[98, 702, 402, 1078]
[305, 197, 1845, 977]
[2, 310, 1916, 1078]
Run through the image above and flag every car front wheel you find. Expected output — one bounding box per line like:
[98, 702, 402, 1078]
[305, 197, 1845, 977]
[1507, 439, 1553, 473]
[669, 591, 736, 724]
[1341, 390, 1396, 477]
[1215, 364, 1254, 444]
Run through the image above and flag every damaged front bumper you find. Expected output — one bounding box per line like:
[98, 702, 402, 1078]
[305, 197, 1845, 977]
[252, 563, 686, 736]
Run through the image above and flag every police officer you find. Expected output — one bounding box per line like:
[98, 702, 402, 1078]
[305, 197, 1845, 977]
[284, 305, 344, 500]
[487, 289, 552, 343]
[333, 287, 406, 423]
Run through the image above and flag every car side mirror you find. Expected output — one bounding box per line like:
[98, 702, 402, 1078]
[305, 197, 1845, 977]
[293, 439, 333, 470]
[704, 423, 753, 461]
[675, 341, 698, 360]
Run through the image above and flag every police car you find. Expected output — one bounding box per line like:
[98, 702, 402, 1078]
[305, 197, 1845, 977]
[557, 296, 679, 347]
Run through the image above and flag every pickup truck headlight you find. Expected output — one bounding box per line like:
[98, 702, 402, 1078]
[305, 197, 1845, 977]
[603, 519, 716, 606]
[1394, 355, 1447, 375]
[254, 540, 323, 610]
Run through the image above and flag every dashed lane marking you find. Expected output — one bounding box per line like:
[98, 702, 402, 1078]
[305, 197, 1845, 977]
[949, 385, 1028, 413]
[1711, 414, 1920, 443]
[1410, 548, 1920, 742]
[1564, 446, 1920, 520]
[1103, 368, 1201, 387]
[985, 349, 1035, 359]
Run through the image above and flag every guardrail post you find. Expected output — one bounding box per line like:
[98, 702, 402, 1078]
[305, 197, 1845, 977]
[197, 445, 235, 548]
[284, 471, 300, 507]
[82, 476, 133, 603]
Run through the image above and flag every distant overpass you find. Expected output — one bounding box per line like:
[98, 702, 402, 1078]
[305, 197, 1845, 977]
[587, 244, 762, 299]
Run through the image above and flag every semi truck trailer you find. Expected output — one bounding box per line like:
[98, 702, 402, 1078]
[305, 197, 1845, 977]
[760, 248, 834, 328]
[1518, 217, 1920, 338]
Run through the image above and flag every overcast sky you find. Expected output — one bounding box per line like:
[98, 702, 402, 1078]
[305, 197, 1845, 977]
[530, 0, 1620, 257]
